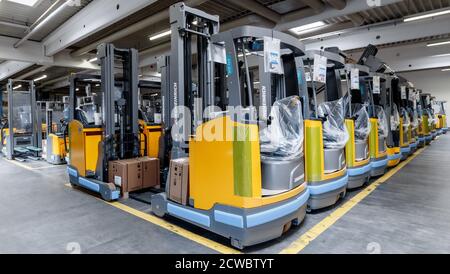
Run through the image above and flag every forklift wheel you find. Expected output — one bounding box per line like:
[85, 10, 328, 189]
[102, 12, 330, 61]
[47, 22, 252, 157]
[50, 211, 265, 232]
[340, 190, 347, 199]
[282, 222, 293, 234]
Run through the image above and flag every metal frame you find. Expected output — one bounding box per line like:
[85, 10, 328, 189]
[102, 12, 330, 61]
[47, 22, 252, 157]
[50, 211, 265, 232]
[212, 25, 309, 122]
[167, 2, 220, 159]
[4, 79, 40, 160]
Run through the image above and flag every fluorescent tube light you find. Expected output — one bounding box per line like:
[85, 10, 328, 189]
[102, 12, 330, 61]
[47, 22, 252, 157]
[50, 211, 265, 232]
[427, 41, 450, 47]
[404, 9, 450, 22]
[33, 75, 47, 82]
[149, 30, 172, 41]
[432, 53, 450, 58]
[7, 0, 40, 7]
[289, 21, 326, 35]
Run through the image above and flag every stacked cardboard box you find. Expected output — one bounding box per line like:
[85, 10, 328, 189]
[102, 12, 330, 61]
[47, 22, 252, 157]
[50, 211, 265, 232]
[108, 157, 160, 194]
[168, 158, 190, 205]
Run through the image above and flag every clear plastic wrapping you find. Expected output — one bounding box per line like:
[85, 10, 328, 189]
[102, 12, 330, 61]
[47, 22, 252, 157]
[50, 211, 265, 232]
[260, 96, 304, 160]
[317, 98, 349, 149]
[391, 104, 400, 131]
[426, 109, 434, 127]
[400, 107, 411, 129]
[350, 103, 371, 141]
[375, 105, 389, 138]
[411, 109, 419, 130]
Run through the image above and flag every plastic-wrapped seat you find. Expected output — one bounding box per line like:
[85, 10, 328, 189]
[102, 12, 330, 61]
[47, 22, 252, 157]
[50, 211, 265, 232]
[351, 104, 371, 142]
[391, 104, 400, 131]
[317, 98, 349, 173]
[349, 103, 371, 161]
[317, 98, 349, 149]
[375, 105, 388, 153]
[259, 96, 304, 194]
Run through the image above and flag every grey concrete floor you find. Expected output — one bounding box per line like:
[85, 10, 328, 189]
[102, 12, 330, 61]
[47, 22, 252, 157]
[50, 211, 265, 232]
[0, 134, 449, 254]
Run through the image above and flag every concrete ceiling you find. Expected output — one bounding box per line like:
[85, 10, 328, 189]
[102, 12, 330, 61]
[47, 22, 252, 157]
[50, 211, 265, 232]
[0, 0, 449, 93]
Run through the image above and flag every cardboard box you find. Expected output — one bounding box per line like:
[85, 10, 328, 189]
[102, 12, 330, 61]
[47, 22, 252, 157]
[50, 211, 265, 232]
[108, 159, 143, 193]
[168, 158, 189, 205]
[141, 157, 160, 188]
[123, 159, 143, 192]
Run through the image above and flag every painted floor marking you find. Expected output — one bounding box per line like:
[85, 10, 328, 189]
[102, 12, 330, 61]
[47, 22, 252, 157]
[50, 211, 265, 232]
[64, 183, 241, 254]
[279, 147, 426, 254]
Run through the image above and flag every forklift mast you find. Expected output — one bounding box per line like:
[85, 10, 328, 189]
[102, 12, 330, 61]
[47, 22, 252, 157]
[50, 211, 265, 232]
[5, 79, 41, 160]
[96, 44, 140, 181]
[165, 2, 220, 159]
[211, 26, 308, 123]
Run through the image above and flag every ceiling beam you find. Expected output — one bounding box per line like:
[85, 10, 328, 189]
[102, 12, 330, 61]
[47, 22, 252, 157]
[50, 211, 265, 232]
[304, 16, 450, 51]
[227, 0, 281, 23]
[347, 13, 365, 26]
[70, 0, 209, 57]
[0, 36, 52, 64]
[347, 41, 450, 72]
[275, 0, 403, 31]
[0, 61, 34, 81]
[324, 0, 347, 10]
[43, 0, 158, 56]
[301, 0, 326, 12]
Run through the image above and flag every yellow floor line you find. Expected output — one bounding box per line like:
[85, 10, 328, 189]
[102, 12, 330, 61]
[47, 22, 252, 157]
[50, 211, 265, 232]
[3, 159, 35, 171]
[279, 147, 426, 254]
[65, 183, 241, 253]
[105, 201, 242, 254]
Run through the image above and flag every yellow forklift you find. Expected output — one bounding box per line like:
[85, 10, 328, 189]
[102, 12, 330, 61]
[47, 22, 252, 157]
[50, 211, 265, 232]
[67, 44, 140, 201]
[436, 100, 448, 134]
[385, 75, 402, 167]
[421, 93, 433, 145]
[302, 48, 349, 209]
[394, 79, 414, 160]
[408, 88, 420, 154]
[357, 45, 391, 176]
[1, 79, 42, 161]
[42, 100, 70, 164]
[138, 80, 162, 158]
[432, 98, 446, 136]
[342, 63, 372, 189]
[152, 3, 311, 249]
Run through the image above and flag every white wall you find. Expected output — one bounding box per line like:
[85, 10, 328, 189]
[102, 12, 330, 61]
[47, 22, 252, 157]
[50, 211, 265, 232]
[399, 69, 450, 126]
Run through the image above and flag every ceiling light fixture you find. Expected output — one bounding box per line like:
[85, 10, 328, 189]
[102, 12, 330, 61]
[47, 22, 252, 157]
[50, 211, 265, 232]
[442, 68, 450, 71]
[88, 57, 98, 63]
[7, 0, 40, 7]
[13, 85, 22, 90]
[149, 30, 172, 41]
[289, 21, 326, 35]
[432, 53, 450, 58]
[33, 75, 47, 82]
[404, 8, 450, 22]
[427, 41, 450, 47]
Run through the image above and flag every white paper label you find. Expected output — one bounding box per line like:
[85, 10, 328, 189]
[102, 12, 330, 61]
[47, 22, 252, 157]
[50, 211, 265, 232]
[351, 68, 360, 90]
[305, 72, 312, 82]
[373, 76, 381, 94]
[264, 37, 283, 75]
[212, 44, 226, 64]
[401, 86, 407, 100]
[114, 176, 122, 187]
[409, 90, 415, 101]
[154, 113, 162, 124]
[313, 54, 327, 84]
